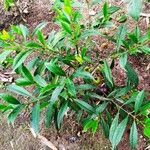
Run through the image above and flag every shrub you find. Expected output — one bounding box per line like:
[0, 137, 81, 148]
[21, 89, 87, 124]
[0, 0, 150, 149]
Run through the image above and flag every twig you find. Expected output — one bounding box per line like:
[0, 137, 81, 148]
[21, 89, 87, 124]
[29, 126, 58, 150]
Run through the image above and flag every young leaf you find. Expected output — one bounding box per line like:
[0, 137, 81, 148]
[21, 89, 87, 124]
[37, 31, 46, 45]
[128, 0, 142, 21]
[13, 51, 31, 71]
[130, 121, 138, 150]
[61, 21, 72, 34]
[26, 42, 43, 49]
[134, 90, 145, 113]
[57, 102, 68, 129]
[74, 99, 95, 113]
[0, 94, 20, 105]
[7, 84, 32, 97]
[31, 103, 40, 134]
[8, 104, 25, 124]
[103, 2, 109, 20]
[16, 78, 33, 86]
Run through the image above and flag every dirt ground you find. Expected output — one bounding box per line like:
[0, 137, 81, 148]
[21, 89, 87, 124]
[0, 0, 150, 150]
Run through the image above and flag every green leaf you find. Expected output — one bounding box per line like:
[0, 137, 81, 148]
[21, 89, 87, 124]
[96, 102, 108, 114]
[31, 103, 40, 134]
[66, 78, 76, 97]
[45, 61, 66, 76]
[109, 113, 119, 143]
[50, 85, 64, 105]
[40, 84, 58, 95]
[7, 84, 32, 97]
[45, 85, 64, 127]
[116, 24, 127, 50]
[130, 121, 138, 150]
[16, 78, 33, 86]
[125, 63, 139, 87]
[57, 102, 68, 129]
[61, 21, 72, 34]
[21, 65, 34, 82]
[26, 42, 43, 49]
[13, 50, 31, 71]
[134, 90, 145, 113]
[8, 104, 25, 124]
[103, 2, 109, 20]
[32, 22, 47, 36]
[101, 116, 109, 138]
[45, 103, 54, 127]
[74, 99, 95, 113]
[37, 31, 46, 45]
[19, 24, 29, 40]
[119, 53, 128, 69]
[144, 127, 150, 138]
[109, 6, 120, 14]
[34, 75, 47, 87]
[0, 93, 20, 105]
[0, 51, 12, 64]
[111, 116, 128, 149]
[103, 60, 113, 86]
[73, 68, 94, 80]
[128, 0, 142, 21]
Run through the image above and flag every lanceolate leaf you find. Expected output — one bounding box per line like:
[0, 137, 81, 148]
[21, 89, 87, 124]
[21, 65, 34, 82]
[116, 24, 127, 50]
[128, 0, 142, 21]
[119, 53, 128, 69]
[130, 121, 138, 149]
[125, 63, 139, 87]
[57, 102, 68, 129]
[45, 85, 64, 127]
[7, 84, 32, 97]
[109, 113, 119, 143]
[31, 103, 40, 134]
[45, 61, 66, 76]
[34, 75, 47, 87]
[0, 94, 20, 105]
[103, 60, 113, 86]
[0, 50, 12, 64]
[66, 78, 76, 97]
[32, 21, 47, 36]
[8, 104, 25, 124]
[112, 116, 128, 149]
[74, 99, 95, 114]
[103, 2, 109, 20]
[50, 85, 64, 106]
[134, 90, 145, 113]
[13, 50, 31, 71]
[19, 24, 29, 40]
[16, 78, 33, 86]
